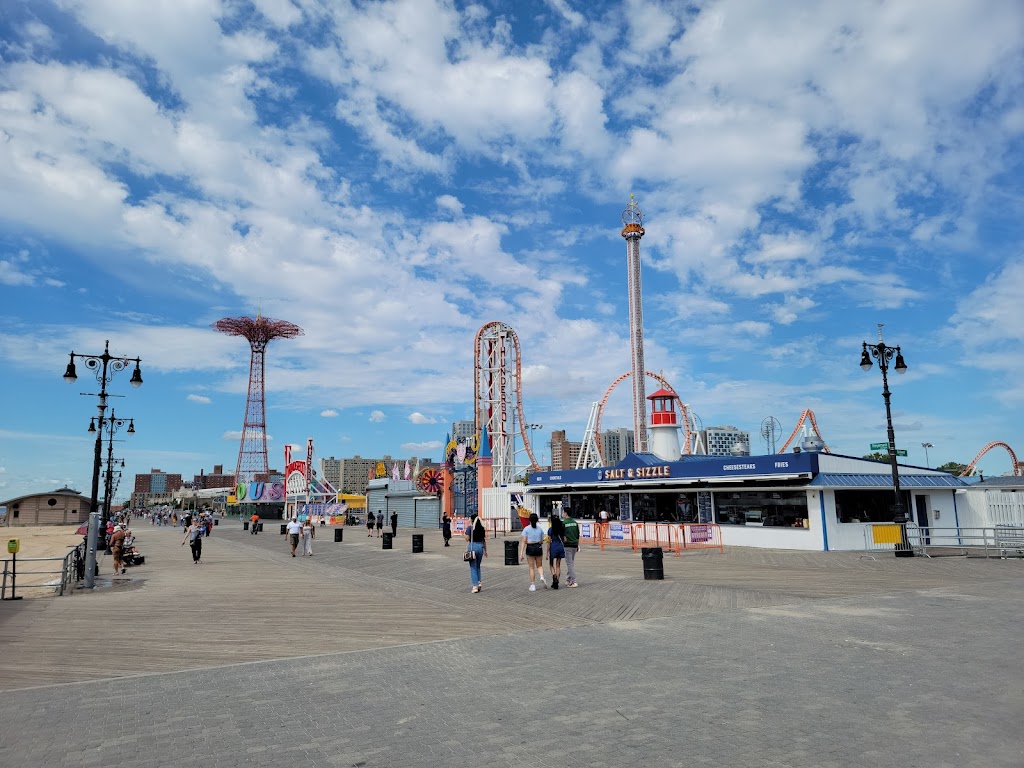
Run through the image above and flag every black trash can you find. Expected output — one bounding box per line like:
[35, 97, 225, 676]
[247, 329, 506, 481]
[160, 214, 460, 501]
[505, 539, 520, 565]
[382, 532, 393, 550]
[641, 547, 664, 580]
[411, 533, 424, 553]
[243, 521, 249, 531]
[214, 519, 219, 526]
[257, 522, 264, 533]
[334, 528, 343, 543]
[280, 523, 287, 535]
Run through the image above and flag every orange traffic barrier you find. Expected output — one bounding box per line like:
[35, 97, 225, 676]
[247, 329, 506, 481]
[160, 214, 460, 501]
[675, 523, 723, 553]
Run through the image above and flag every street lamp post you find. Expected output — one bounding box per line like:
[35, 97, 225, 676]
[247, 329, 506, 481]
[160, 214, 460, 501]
[98, 409, 134, 523]
[64, 341, 142, 587]
[921, 442, 933, 468]
[859, 324, 909, 528]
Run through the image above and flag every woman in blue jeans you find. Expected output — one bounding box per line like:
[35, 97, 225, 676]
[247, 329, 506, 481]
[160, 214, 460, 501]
[465, 512, 488, 593]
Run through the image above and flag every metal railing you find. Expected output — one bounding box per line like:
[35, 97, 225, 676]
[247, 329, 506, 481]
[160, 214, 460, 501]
[864, 523, 1024, 559]
[1, 543, 85, 599]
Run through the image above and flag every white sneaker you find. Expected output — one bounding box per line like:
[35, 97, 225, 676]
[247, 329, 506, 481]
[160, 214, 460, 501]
[568, 581, 579, 588]
[541, 577, 549, 589]
[529, 583, 536, 592]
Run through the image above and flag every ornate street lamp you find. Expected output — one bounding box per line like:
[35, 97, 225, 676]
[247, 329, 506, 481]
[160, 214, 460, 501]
[63, 341, 142, 587]
[859, 324, 909, 527]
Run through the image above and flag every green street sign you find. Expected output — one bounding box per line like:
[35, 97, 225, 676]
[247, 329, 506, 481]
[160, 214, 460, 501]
[869, 442, 888, 450]
[894, 449, 908, 457]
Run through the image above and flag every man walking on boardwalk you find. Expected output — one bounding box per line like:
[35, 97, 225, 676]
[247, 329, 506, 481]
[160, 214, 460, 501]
[390, 511, 398, 537]
[562, 509, 581, 587]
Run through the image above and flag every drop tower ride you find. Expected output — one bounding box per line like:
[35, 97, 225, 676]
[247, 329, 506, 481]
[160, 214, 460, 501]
[621, 194, 648, 453]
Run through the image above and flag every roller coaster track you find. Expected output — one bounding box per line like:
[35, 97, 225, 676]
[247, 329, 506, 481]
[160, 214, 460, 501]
[594, 371, 689, 465]
[779, 409, 831, 454]
[960, 441, 1023, 477]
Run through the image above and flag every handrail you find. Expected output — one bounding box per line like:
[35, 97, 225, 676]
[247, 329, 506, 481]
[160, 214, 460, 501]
[1, 543, 85, 599]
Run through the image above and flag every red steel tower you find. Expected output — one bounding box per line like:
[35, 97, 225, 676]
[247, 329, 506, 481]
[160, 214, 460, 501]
[621, 194, 648, 453]
[213, 314, 303, 483]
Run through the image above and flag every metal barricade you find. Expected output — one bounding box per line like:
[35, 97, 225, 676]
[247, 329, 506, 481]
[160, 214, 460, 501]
[865, 524, 1023, 558]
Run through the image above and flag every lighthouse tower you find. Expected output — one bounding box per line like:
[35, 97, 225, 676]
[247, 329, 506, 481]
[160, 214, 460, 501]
[621, 195, 649, 453]
[647, 387, 682, 462]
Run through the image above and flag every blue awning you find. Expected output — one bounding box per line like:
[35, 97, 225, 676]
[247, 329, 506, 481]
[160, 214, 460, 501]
[809, 473, 966, 488]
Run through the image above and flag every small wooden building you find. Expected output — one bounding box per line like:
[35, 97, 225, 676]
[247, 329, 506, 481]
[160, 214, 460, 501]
[1, 487, 93, 527]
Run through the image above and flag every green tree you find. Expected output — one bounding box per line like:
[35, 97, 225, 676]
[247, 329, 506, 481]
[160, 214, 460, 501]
[862, 452, 894, 464]
[936, 461, 973, 476]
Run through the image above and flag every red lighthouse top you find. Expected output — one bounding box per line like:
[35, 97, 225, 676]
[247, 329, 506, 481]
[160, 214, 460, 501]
[648, 388, 678, 426]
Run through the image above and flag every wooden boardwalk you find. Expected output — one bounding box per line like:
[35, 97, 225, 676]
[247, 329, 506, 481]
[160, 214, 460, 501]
[0, 521, 1018, 690]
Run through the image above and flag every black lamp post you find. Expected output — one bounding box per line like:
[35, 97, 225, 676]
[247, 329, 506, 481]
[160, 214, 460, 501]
[859, 325, 908, 524]
[98, 410, 134, 523]
[64, 340, 142, 530]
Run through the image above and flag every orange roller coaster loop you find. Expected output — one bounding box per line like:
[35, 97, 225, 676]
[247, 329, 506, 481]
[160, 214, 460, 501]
[960, 441, 1023, 477]
[595, 371, 689, 465]
[779, 409, 831, 454]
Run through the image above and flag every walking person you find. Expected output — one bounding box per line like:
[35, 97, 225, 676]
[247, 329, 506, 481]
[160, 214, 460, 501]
[547, 512, 566, 589]
[442, 514, 452, 547]
[109, 524, 126, 575]
[390, 511, 398, 538]
[519, 513, 547, 591]
[464, 511, 487, 593]
[182, 519, 204, 564]
[366, 512, 375, 537]
[286, 517, 302, 557]
[375, 510, 384, 538]
[250, 513, 260, 534]
[562, 509, 580, 587]
[301, 516, 315, 556]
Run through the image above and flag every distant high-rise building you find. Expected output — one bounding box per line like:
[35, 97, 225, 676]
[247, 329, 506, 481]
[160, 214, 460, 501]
[320, 456, 342, 489]
[550, 430, 582, 470]
[601, 428, 635, 465]
[702, 426, 750, 457]
[452, 420, 475, 442]
[134, 468, 184, 495]
[192, 464, 235, 490]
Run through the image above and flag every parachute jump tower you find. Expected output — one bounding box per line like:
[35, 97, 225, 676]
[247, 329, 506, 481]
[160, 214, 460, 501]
[213, 314, 304, 483]
[622, 195, 649, 454]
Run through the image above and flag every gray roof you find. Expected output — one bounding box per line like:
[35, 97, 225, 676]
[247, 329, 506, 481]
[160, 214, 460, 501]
[969, 475, 1024, 489]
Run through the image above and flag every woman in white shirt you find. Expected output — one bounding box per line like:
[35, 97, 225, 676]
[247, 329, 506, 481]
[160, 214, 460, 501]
[519, 513, 547, 591]
[301, 517, 315, 556]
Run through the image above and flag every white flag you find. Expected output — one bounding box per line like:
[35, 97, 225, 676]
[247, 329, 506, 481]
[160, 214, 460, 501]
[404, 460, 411, 480]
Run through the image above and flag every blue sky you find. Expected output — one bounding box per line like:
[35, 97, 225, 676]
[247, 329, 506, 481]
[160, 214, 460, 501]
[1, 0, 1023, 501]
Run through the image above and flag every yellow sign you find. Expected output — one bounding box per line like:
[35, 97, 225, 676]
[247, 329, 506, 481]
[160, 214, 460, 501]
[227, 495, 238, 505]
[7, 539, 20, 554]
[872, 525, 902, 545]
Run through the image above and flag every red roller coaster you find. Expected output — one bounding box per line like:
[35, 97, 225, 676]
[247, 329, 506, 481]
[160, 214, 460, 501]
[960, 441, 1023, 477]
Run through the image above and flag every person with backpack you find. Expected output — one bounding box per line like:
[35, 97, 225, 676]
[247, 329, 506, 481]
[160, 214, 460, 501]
[562, 509, 580, 587]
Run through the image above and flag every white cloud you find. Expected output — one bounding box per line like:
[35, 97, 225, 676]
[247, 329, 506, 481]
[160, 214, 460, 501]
[401, 440, 444, 453]
[369, 410, 386, 423]
[187, 394, 211, 404]
[407, 412, 436, 424]
[0, 259, 34, 286]
[320, 409, 339, 417]
[223, 430, 273, 441]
